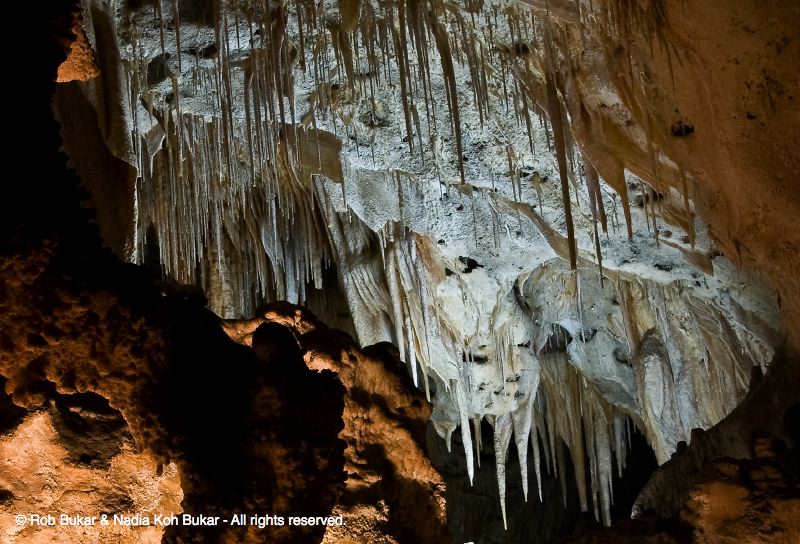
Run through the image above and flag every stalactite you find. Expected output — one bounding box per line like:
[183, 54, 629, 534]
[457, 378, 476, 485]
[428, 8, 466, 184]
[614, 163, 634, 240]
[530, 405, 543, 501]
[116, 2, 782, 534]
[492, 413, 513, 530]
[543, 20, 577, 269]
[390, 1, 415, 156]
[584, 158, 605, 285]
[472, 416, 482, 468]
[679, 168, 695, 247]
[511, 396, 534, 502]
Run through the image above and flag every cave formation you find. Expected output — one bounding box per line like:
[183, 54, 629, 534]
[2, 0, 799, 543]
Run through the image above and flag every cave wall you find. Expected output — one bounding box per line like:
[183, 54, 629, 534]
[527, 0, 800, 347]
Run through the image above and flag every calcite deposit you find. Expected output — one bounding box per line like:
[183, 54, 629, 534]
[54, 0, 795, 528]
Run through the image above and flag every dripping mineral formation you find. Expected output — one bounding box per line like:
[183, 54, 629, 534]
[4, 0, 799, 543]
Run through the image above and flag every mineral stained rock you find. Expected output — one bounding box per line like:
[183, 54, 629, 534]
[555, 431, 800, 544]
[0, 402, 182, 544]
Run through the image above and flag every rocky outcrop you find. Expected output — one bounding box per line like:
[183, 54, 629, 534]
[16, 3, 449, 543]
[679, 450, 800, 544]
[555, 430, 800, 544]
[57, 10, 100, 82]
[633, 350, 800, 520]
[224, 303, 450, 543]
[0, 239, 448, 543]
[0, 397, 183, 544]
[4, 16, 449, 532]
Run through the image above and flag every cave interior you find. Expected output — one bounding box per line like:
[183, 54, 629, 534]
[2, 0, 799, 543]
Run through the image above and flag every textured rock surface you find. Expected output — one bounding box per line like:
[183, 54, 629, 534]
[223, 303, 450, 543]
[0, 402, 182, 544]
[524, 0, 800, 345]
[57, 11, 100, 82]
[3, 13, 451, 539]
[0, 242, 447, 543]
[555, 431, 800, 544]
[680, 453, 800, 544]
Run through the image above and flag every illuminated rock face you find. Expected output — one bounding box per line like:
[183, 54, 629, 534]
[0, 245, 448, 543]
[0, 405, 183, 544]
[56, 0, 797, 530]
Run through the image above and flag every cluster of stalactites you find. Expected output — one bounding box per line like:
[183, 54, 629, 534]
[378, 227, 437, 398]
[121, 0, 633, 305]
[116, 0, 709, 529]
[129, 103, 334, 315]
[450, 358, 629, 529]
[124, 0, 340, 315]
[120, 0, 701, 315]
